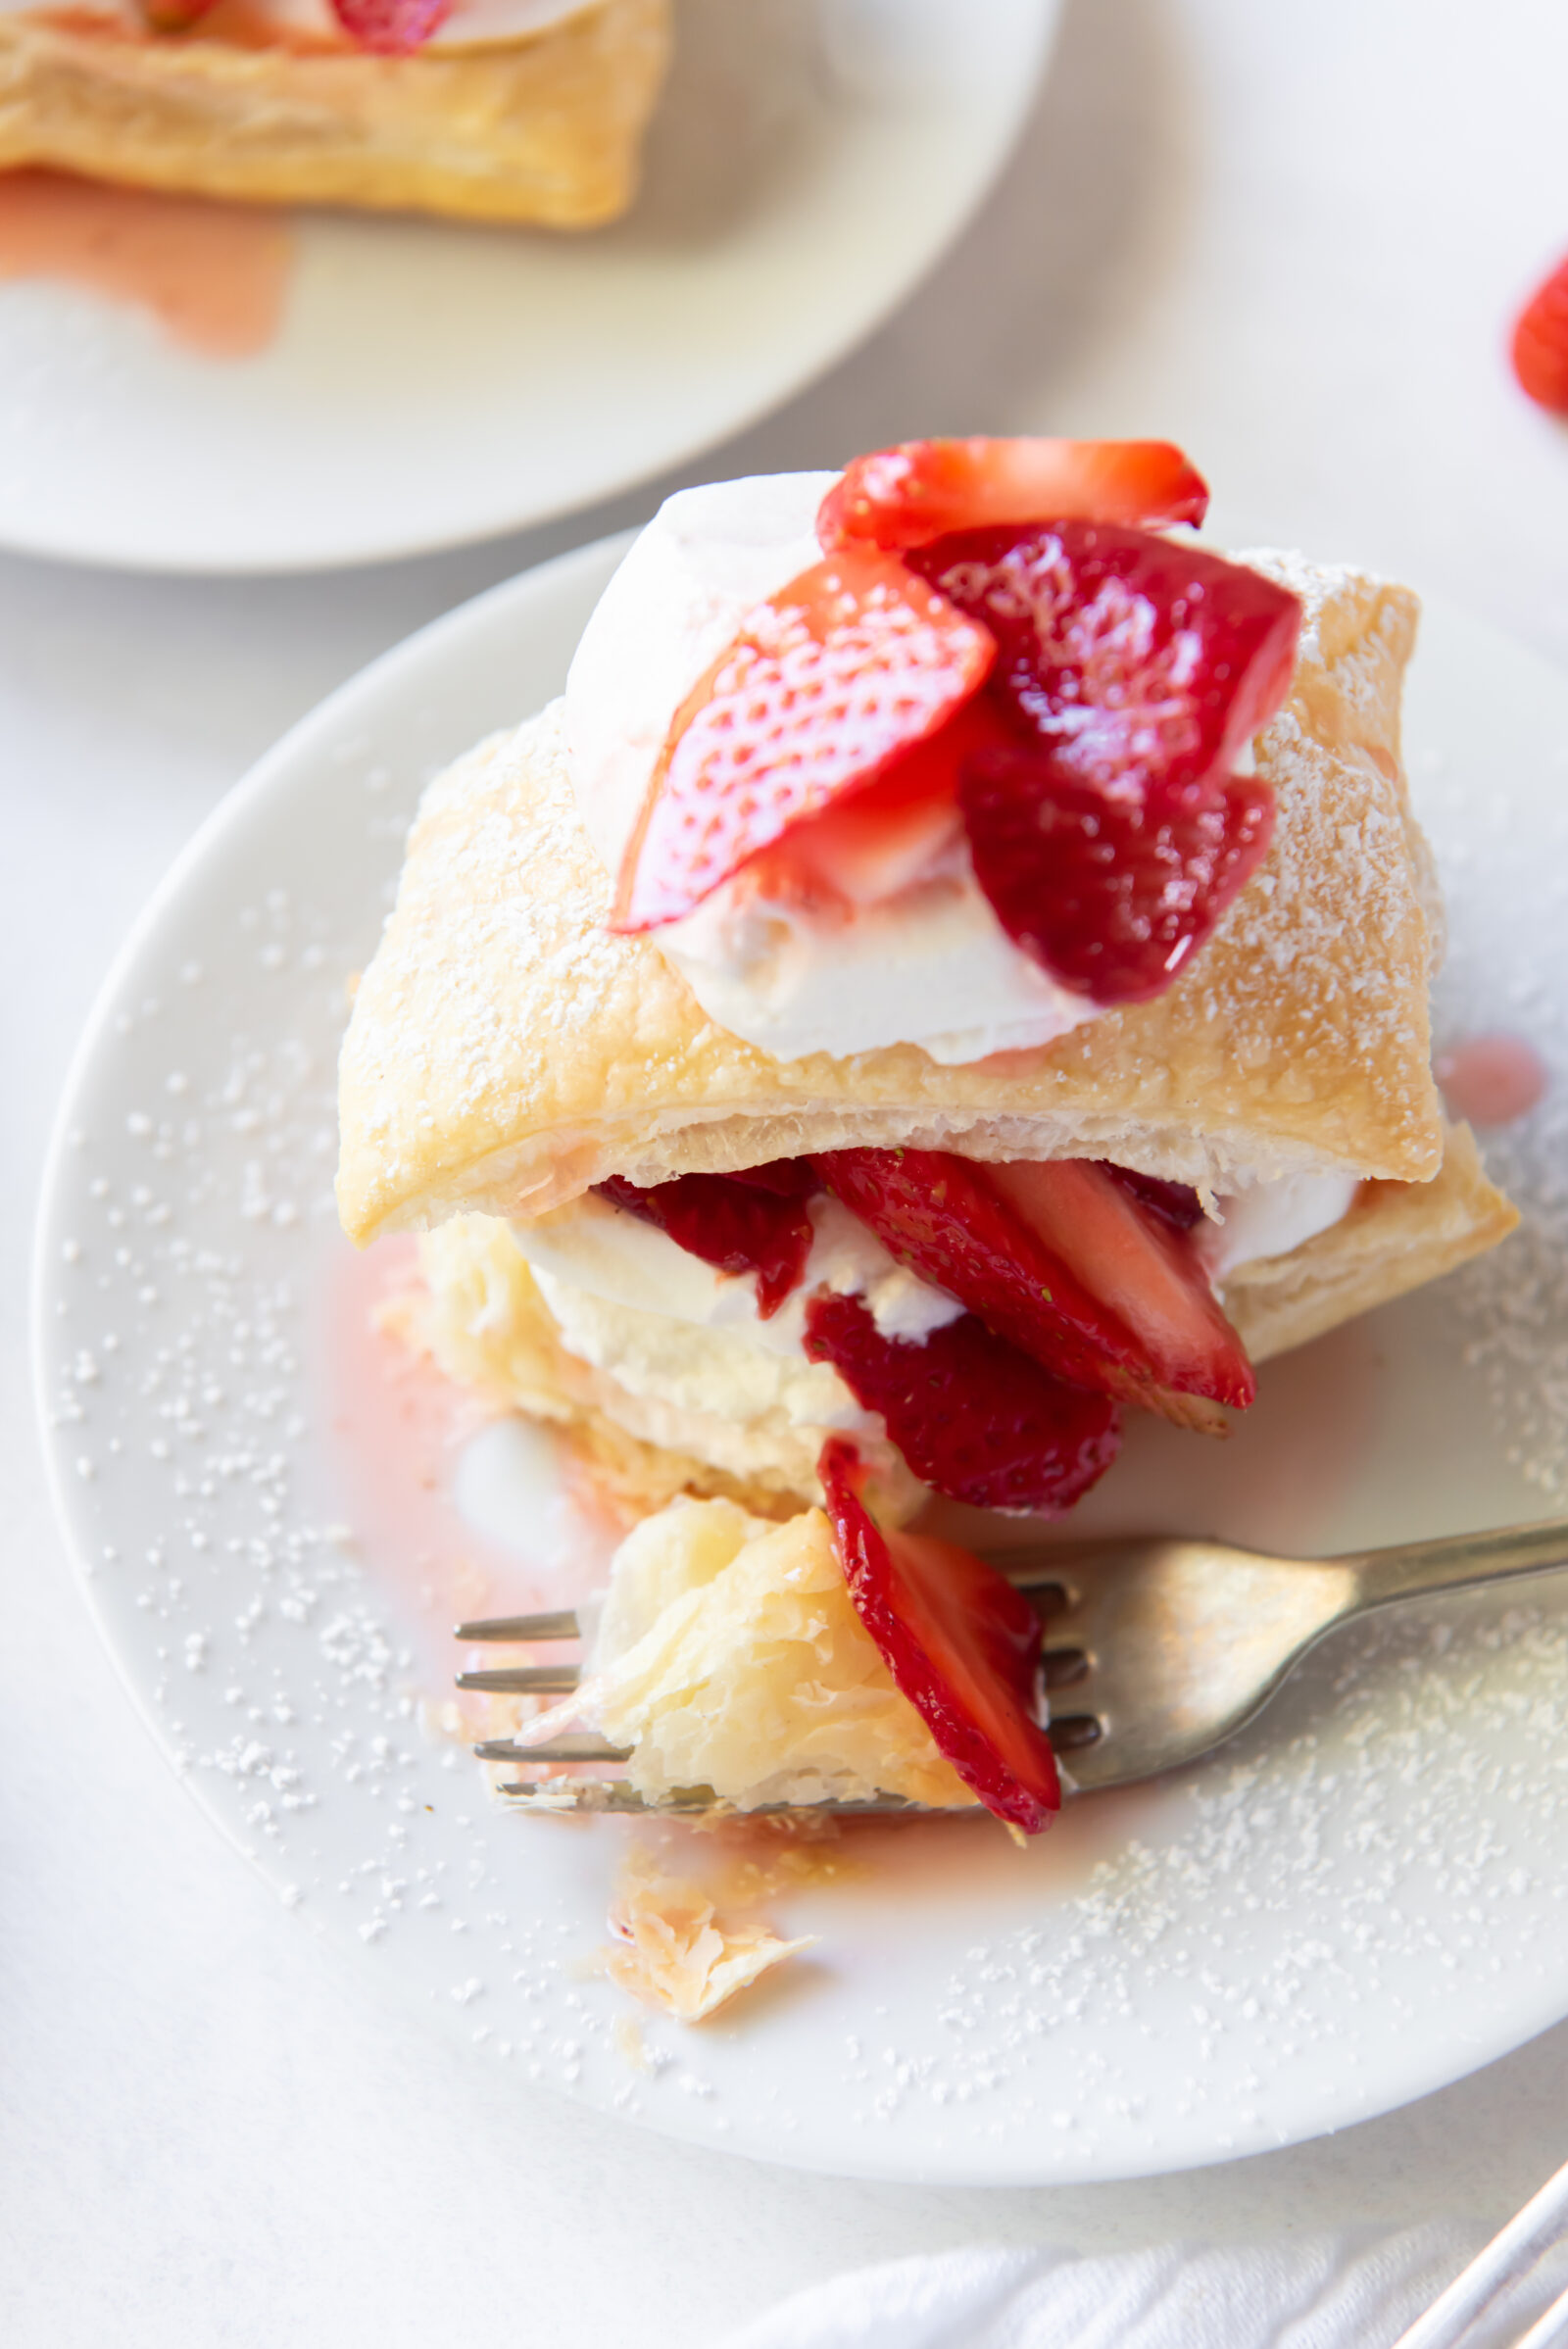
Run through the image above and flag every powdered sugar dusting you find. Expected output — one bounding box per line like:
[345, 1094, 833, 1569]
[36, 570, 1568, 2184]
[1414, 664, 1568, 1500]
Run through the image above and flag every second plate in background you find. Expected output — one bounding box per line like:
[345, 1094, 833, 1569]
[0, 0, 1058, 573]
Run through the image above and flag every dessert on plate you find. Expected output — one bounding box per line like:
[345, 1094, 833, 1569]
[337, 435, 1517, 1846]
[0, 0, 669, 225]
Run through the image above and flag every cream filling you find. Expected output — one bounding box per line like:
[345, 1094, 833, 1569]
[512, 1189, 963, 1444]
[1200, 1169, 1361, 1281]
[563, 472, 1109, 1068]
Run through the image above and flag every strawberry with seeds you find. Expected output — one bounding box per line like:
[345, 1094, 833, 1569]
[817, 1146, 1251, 1430]
[900, 519, 1299, 1001]
[611, 548, 994, 933]
[819, 1439, 1060, 1834]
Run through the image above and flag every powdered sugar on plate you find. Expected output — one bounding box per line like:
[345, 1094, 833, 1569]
[32, 550, 1568, 2185]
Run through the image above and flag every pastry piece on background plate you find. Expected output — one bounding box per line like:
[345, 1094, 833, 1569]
[339, 440, 1515, 1530]
[0, 0, 669, 225]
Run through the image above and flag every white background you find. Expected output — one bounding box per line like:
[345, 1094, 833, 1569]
[6, 3, 1568, 2340]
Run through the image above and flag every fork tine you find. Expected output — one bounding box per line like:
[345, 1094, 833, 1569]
[496, 1779, 936, 1816]
[1049, 1714, 1103, 1753]
[474, 1734, 630, 1764]
[457, 1665, 580, 1694]
[1041, 1646, 1090, 1689]
[455, 1609, 581, 1642]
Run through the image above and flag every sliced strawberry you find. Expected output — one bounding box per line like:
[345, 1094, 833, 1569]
[986, 1157, 1254, 1413]
[330, 0, 451, 45]
[1103, 1164, 1204, 1232]
[804, 1291, 1120, 1514]
[740, 692, 1011, 909]
[611, 548, 994, 933]
[815, 1146, 1236, 1430]
[817, 438, 1209, 553]
[959, 745, 1275, 1003]
[723, 1158, 820, 1199]
[1512, 256, 1568, 416]
[819, 1439, 1059, 1833]
[596, 1170, 817, 1319]
[910, 521, 1300, 812]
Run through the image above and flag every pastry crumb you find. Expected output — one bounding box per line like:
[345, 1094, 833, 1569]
[602, 1850, 813, 2024]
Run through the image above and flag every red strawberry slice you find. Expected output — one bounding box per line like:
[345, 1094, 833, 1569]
[611, 548, 995, 933]
[910, 521, 1300, 812]
[596, 1170, 817, 1319]
[723, 1158, 821, 1199]
[804, 1291, 1120, 1514]
[1513, 256, 1568, 416]
[740, 692, 1011, 909]
[816, 1147, 1248, 1430]
[817, 438, 1210, 553]
[985, 1157, 1254, 1412]
[819, 1439, 1060, 1833]
[1103, 1164, 1204, 1232]
[330, 0, 451, 48]
[959, 745, 1276, 1003]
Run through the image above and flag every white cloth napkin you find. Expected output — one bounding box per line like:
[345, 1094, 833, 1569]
[716, 2227, 1568, 2349]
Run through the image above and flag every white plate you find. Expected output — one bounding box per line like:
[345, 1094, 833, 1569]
[35, 535, 1568, 2184]
[0, 0, 1056, 574]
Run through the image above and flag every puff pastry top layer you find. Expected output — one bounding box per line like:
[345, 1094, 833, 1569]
[337, 555, 1445, 1245]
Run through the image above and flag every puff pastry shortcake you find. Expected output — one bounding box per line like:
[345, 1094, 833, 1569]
[340, 437, 1517, 1835]
[0, 0, 670, 224]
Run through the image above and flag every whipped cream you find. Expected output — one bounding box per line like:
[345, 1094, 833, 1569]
[564, 474, 1103, 1067]
[1200, 1169, 1362, 1281]
[512, 1189, 963, 1441]
[11, 0, 588, 55]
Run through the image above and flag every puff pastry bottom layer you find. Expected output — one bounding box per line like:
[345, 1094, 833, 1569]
[0, 0, 670, 223]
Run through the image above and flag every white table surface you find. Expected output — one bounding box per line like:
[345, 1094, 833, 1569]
[6, 4, 1568, 2342]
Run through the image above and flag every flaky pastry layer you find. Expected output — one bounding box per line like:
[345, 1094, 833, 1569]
[338, 557, 1445, 1245]
[1222, 1118, 1516, 1362]
[0, 0, 670, 223]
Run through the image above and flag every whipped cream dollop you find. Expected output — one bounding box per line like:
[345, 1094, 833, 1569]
[12, 0, 587, 54]
[564, 474, 1102, 1067]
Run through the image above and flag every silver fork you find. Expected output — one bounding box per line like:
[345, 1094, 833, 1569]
[454, 1515, 1568, 1813]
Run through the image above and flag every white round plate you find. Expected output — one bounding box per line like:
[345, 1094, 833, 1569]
[0, 0, 1056, 574]
[36, 536, 1568, 2184]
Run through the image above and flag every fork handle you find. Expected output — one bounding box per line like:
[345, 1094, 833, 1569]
[1337, 1515, 1568, 1613]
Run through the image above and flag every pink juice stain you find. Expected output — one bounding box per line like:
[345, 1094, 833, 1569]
[0, 168, 291, 357]
[315, 1237, 619, 1711]
[1435, 1032, 1549, 1128]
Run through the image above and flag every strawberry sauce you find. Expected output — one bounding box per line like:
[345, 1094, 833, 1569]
[1435, 1032, 1548, 1127]
[0, 171, 291, 358]
[314, 1238, 617, 1682]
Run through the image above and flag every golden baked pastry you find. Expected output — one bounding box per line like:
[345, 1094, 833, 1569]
[337, 559, 1449, 1244]
[1223, 1118, 1515, 1364]
[0, 0, 671, 224]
